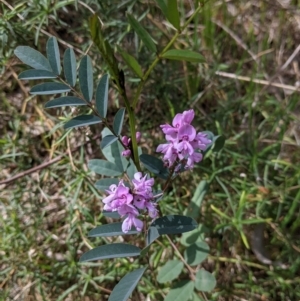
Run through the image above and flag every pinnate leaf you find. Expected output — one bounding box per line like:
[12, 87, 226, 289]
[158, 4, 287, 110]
[146, 226, 160, 246]
[79, 55, 93, 102]
[18, 69, 56, 80]
[94, 178, 119, 192]
[79, 243, 141, 262]
[100, 135, 118, 149]
[46, 37, 61, 75]
[195, 269, 216, 292]
[102, 128, 128, 172]
[108, 267, 147, 301]
[63, 48, 77, 86]
[151, 215, 197, 235]
[44, 96, 86, 108]
[113, 108, 125, 136]
[30, 82, 70, 95]
[140, 154, 169, 179]
[14, 46, 52, 71]
[88, 222, 139, 237]
[64, 115, 101, 129]
[96, 74, 109, 118]
[162, 49, 205, 63]
[127, 14, 157, 53]
[88, 159, 123, 176]
[157, 260, 184, 283]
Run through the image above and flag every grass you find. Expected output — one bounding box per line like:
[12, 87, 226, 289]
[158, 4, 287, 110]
[1, 0, 300, 300]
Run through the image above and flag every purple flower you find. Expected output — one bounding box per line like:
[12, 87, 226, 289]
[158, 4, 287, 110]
[156, 109, 211, 170]
[102, 181, 133, 211]
[122, 136, 130, 146]
[102, 172, 157, 233]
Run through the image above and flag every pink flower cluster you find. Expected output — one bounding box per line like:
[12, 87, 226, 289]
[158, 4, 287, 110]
[156, 109, 211, 170]
[102, 172, 157, 233]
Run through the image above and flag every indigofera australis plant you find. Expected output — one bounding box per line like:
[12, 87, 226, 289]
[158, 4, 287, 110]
[14, 2, 225, 300]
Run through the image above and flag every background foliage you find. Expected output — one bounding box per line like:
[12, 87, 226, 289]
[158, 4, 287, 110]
[1, 0, 300, 300]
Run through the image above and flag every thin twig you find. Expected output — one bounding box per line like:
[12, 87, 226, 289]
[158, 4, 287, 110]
[215, 71, 300, 92]
[0, 135, 101, 187]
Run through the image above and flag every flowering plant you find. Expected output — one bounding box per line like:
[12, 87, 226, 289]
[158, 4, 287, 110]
[13, 1, 225, 300]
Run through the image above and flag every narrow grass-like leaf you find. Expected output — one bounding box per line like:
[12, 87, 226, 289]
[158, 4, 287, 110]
[14, 46, 52, 71]
[44, 96, 86, 108]
[88, 159, 123, 176]
[79, 243, 141, 262]
[151, 215, 197, 235]
[162, 49, 205, 63]
[146, 226, 160, 246]
[157, 260, 184, 283]
[117, 46, 143, 78]
[140, 154, 169, 179]
[185, 180, 208, 219]
[79, 55, 93, 102]
[30, 82, 70, 95]
[95, 178, 119, 192]
[95, 74, 109, 118]
[46, 37, 61, 75]
[155, 0, 168, 17]
[88, 222, 139, 237]
[195, 269, 216, 292]
[102, 128, 128, 172]
[127, 14, 157, 53]
[184, 242, 210, 266]
[18, 69, 56, 80]
[100, 135, 118, 149]
[108, 267, 147, 301]
[164, 280, 194, 301]
[113, 108, 125, 136]
[166, 0, 180, 30]
[64, 115, 101, 129]
[63, 48, 77, 86]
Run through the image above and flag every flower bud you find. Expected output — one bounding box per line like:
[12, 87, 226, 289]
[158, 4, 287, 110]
[121, 149, 131, 157]
[122, 136, 130, 146]
[136, 132, 141, 143]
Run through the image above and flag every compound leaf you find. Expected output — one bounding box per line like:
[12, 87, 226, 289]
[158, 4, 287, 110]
[79, 55, 93, 102]
[63, 48, 77, 86]
[18, 69, 56, 80]
[88, 159, 123, 176]
[64, 115, 101, 129]
[44, 96, 86, 108]
[79, 243, 141, 262]
[88, 222, 139, 237]
[95, 74, 109, 118]
[108, 267, 147, 301]
[14, 46, 52, 71]
[30, 82, 70, 95]
[151, 215, 197, 235]
[113, 108, 125, 136]
[46, 37, 61, 75]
